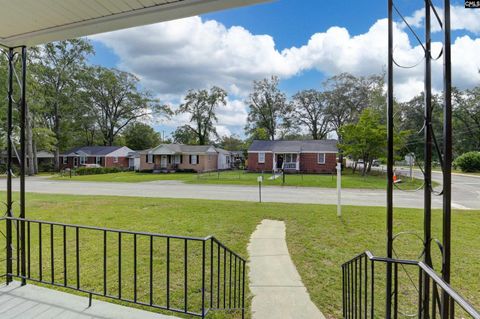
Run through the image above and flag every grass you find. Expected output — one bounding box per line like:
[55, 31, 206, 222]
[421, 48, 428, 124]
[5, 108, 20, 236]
[1, 192, 479, 318]
[49, 169, 426, 190]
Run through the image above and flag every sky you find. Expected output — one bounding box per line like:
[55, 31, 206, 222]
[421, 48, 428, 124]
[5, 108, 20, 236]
[88, 0, 480, 139]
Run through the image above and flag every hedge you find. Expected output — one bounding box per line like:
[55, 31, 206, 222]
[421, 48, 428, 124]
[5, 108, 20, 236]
[453, 152, 480, 172]
[75, 167, 125, 175]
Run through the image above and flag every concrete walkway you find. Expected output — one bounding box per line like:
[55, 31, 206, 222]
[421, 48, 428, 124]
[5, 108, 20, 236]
[248, 220, 325, 319]
[0, 281, 179, 319]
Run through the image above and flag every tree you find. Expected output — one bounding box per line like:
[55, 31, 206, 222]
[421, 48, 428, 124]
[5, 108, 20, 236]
[123, 123, 161, 150]
[172, 125, 199, 144]
[245, 76, 291, 140]
[452, 87, 480, 155]
[176, 86, 227, 145]
[31, 39, 94, 170]
[219, 135, 246, 151]
[290, 89, 330, 140]
[82, 67, 170, 146]
[340, 108, 408, 175]
[324, 73, 384, 164]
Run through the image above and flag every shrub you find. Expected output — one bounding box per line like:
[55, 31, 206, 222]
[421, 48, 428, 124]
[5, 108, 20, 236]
[75, 167, 124, 175]
[453, 152, 480, 172]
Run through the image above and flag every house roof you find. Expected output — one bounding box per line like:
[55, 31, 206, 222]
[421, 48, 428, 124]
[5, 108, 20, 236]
[0, 0, 271, 48]
[62, 146, 125, 156]
[145, 144, 222, 155]
[248, 140, 338, 153]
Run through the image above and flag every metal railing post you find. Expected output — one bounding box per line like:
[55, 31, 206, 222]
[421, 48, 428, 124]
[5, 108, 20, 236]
[442, 1, 452, 318]
[20, 46, 27, 286]
[386, 0, 395, 317]
[423, 0, 432, 314]
[6, 47, 14, 285]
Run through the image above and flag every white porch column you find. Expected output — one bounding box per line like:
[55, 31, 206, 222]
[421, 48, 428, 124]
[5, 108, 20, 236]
[296, 153, 300, 171]
[273, 153, 276, 172]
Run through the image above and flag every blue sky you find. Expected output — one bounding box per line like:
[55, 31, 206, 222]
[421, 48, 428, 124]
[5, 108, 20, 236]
[89, 0, 479, 138]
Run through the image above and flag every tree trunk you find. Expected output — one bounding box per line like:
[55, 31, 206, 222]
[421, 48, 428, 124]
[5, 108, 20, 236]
[54, 102, 60, 171]
[352, 161, 357, 174]
[361, 157, 368, 176]
[26, 103, 35, 176]
[33, 142, 38, 174]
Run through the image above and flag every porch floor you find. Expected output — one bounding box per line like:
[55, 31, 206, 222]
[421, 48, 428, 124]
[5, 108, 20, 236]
[0, 281, 180, 319]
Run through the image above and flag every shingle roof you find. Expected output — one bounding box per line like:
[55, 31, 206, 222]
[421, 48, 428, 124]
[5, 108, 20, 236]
[248, 140, 338, 153]
[146, 144, 220, 155]
[63, 146, 123, 156]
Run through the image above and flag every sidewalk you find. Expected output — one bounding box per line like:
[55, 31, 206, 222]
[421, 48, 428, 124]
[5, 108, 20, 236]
[248, 220, 325, 319]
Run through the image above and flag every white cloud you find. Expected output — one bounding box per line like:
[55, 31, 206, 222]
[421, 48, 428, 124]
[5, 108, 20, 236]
[93, 10, 480, 135]
[405, 5, 480, 34]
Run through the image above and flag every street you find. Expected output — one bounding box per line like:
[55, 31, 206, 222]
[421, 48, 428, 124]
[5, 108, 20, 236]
[1, 173, 479, 210]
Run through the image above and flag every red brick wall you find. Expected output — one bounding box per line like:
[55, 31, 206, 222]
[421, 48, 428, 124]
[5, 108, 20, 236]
[247, 153, 273, 172]
[105, 156, 129, 168]
[59, 156, 129, 169]
[300, 153, 337, 173]
[247, 152, 337, 173]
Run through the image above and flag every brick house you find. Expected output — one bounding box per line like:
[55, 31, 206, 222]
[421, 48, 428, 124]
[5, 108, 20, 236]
[247, 140, 338, 174]
[139, 144, 232, 173]
[60, 146, 134, 170]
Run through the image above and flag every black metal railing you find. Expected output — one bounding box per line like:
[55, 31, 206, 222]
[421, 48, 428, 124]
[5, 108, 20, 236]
[342, 251, 480, 319]
[2, 217, 246, 318]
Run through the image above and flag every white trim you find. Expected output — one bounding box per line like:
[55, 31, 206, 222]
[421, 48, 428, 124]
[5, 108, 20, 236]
[0, 0, 271, 47]
[247, 151, 273, 154]
[258, 152, 266, 164]
[317, 153, 326, 165]
[302, 151, 337, 154]
[191, 154, 198, 165]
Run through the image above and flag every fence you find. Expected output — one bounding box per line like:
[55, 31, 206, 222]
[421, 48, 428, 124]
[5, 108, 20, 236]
[3, 216, 246, 318]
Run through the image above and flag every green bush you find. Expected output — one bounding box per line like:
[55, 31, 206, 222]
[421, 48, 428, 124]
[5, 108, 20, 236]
[453, 152, 480, 172]
[75, 167, 124, 175]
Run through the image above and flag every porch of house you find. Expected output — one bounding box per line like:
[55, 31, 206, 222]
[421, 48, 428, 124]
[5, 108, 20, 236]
[0, 281, 179, 319]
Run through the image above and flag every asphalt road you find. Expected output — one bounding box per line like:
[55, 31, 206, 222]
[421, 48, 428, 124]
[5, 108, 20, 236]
[1, 173, 479, 210]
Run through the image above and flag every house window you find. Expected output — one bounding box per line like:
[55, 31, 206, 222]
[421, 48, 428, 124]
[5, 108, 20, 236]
[318, 153, 326, 164]
[74, 157, 79, 167]
[113, 156, 119, 163]
[174, 155, 181, 164]
[147, 154, 153, 164]
[79, 156, 86, 165]
[96, 156, 101, 165]
[191, 155, 198, 165]
[258, 152, 265, 164]
[62, 157, 67, 164]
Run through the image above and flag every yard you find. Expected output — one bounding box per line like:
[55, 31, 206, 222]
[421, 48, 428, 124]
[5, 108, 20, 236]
[49, 169, 427, 190]
[1, 192, 478, 318]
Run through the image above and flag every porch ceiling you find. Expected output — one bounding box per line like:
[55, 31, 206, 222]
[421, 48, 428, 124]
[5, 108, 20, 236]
[0, 0, 271, 48]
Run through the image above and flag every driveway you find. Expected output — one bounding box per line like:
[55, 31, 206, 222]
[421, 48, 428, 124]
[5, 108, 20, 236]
[1, 175, 478, 210]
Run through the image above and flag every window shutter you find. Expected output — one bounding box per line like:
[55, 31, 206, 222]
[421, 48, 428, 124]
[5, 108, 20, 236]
[180, 155, 183, 164]
[146, 155, 148, 163]
[189, 155, 192, 164]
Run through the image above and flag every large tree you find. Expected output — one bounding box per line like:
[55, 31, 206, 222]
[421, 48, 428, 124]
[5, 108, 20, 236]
[123, 122, 161, 150]
[245, 76, 291, 140]
[324, 73, 384, 164]
[172, 125, 198, 144]
[290, 89, 330, 140]
[31, 39, 94, 170]
[219, 134, 246, 151]
[176, 86, 227, 145]
[452, 87, 480, 155]
[341, 108, 408, 175]
[82, 67, 169, 146]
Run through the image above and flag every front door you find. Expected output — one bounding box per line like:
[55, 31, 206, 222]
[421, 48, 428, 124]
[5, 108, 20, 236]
[161, 155, 168, 168]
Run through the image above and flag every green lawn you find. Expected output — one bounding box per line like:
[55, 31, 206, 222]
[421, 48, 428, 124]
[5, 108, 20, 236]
[1, 192, 478, 318]
[49, 169, 426, 190]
